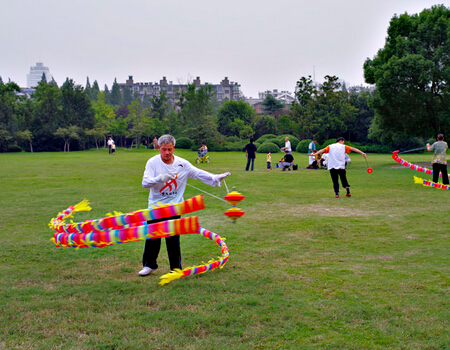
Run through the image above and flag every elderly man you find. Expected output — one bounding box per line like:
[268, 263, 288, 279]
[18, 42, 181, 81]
[281, 137, 291, 154]
[139, 134, 230, 276]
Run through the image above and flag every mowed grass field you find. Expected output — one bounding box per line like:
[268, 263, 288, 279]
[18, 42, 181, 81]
[1, 147, 450, 350]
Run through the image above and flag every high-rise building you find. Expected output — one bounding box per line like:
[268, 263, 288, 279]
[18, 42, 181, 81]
[27, 62, 53, 87]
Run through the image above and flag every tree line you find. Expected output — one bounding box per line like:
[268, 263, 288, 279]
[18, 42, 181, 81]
[0, 74, 377, 153]
[1, 4, 449, 153]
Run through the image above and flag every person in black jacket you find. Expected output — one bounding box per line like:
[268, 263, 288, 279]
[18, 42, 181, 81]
[244, 138, 257, 171]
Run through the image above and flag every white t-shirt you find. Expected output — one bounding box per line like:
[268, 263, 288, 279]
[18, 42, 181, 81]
[285, 141, 291, 152]
[142, 155, 220, 208]
[107, 139, 114, 146]
[326, 143, 350, 170]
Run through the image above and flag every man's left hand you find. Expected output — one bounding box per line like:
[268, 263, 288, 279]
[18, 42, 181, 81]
[215, 172, 231, 187]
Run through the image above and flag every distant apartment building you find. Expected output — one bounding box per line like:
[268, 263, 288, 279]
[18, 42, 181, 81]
[258, 89, 295, 104]
[119, 76, 241, 102]
[245, 97, 264, 114]
[348, 84, 375, 94]
[27, 62, 53, 88]
[243, 89, 294, 114]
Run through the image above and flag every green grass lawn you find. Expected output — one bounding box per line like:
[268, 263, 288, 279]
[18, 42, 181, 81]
[1, 148, 450, 349]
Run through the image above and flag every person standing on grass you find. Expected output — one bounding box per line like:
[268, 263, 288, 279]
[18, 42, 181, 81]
[311, 137, 366, 198]
[139, 134, 230, 276]
[426, 134, 449, 185]
[244, 137, 257, 171]
[153, 137, 158, 150]
[107, 136, 113, 154]
[281, 136, 292, 154]
[267, 152, 272, 170]
[111, 141, 116, 155]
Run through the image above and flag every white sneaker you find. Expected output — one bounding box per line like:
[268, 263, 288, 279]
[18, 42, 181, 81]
[138, 266, 157, 276]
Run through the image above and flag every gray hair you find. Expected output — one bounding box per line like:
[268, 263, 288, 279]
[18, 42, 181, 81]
[158, 134, 176, 147]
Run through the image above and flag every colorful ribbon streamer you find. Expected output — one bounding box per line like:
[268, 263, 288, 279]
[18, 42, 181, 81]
[159, 227, 229, 286]
[392, 151, 450, 179]
[48, 195, 229, 285]
[414, 176, 450, 190]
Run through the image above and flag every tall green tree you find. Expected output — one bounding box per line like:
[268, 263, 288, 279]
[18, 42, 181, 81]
[123, 86, 133, 106]
[180, 83, 214, 128]
[53, 125, 82, 152]
[141, 91, 150, 109]
[276, 115, 297, 135]
[110, 78, 122, 106]
[364, 4, 450, 141]
[85, 77, 92, 99]
[15, 129, 34, 153]
[31, 81, 63, 151]
[126, 99, 145, 148]
[262, 95, 285, 115]
[60, 78, 95, 131]
[308, 75, 357, 140]
[291, 76, 317, 139]
[91, 80, 100, 101]
[40, 72, 47, 84]
[103, 84, 110, 104]
[149, 90, 170, 121]
[0, 80, 21, 151]
[292, 75, 356, 140]
[92, 92, 115, 146]
[253, 115, 276, 139]
[347, 90, 375, 142]
[217, 100, 256, 137]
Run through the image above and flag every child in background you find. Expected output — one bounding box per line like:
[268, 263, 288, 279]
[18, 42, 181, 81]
[111, 141, 116, 155]
[267, 152, 272, 170]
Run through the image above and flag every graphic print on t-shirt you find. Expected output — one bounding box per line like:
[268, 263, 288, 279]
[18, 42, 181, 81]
[160, 174, 178, 193]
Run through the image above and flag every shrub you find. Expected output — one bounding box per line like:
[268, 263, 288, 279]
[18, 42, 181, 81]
[256, 134, 278, 143]
[225, 136, 241, 143]
[296, 140, 312, 153]
[279, 135, 299, 151]
[176, 137, 193, 149]
[7, 145, 23, 153]
[207, 142, 225, 152]
[264, 138, 283, 147]
[223, 142, 247, 152]
[257, 142, 280, 153]
[321, 139, 337, 148]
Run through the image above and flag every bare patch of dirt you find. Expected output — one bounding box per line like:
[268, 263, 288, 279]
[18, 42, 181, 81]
[288, 204, 378, 217]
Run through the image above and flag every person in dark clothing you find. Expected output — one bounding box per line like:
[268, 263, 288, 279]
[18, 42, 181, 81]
[281, 150, 294, 170]
[244, 138, 257, 171]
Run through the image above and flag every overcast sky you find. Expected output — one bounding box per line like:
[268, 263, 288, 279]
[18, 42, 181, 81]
[1, 0, 449, 97]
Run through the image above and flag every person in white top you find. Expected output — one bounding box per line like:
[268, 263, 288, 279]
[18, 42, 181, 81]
[107, 137, 114, 154]
[139, 134, 230, 276]
[311, 137, 366, 198]
[281, 137, 292, 154]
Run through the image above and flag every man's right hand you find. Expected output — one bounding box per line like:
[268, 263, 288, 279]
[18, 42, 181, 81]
[157, 174, 175, 183]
